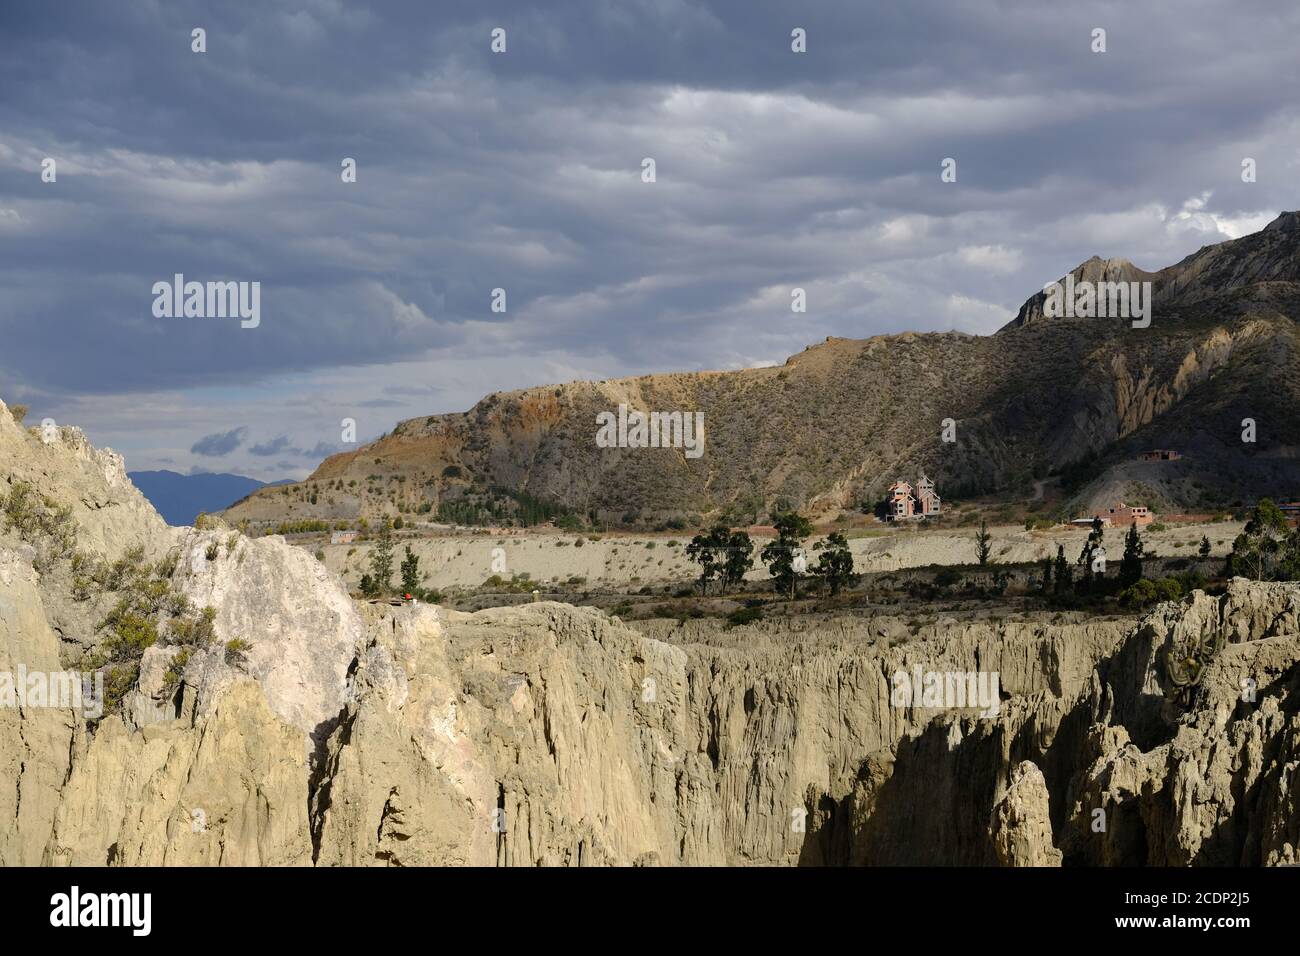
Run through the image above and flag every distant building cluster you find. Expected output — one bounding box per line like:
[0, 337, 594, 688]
[885, 475, 941, 521]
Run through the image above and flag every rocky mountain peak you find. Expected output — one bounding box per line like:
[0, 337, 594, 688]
[1263, 209, 1300, 233]
[1001, 255, 1155, 331]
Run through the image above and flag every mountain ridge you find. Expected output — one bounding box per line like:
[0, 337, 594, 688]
[129, 470, 293, 527]
[223, 213, 1300, 528]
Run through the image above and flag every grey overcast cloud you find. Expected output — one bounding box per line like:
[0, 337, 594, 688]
[1, 0, 1296, 481]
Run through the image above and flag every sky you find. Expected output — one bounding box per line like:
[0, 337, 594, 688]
[2, 0, 1297, 481]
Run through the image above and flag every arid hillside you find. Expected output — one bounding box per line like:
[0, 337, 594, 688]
[224, 213, 1300, 529]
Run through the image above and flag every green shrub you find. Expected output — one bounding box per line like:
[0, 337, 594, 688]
[1119, 576, 1185, 608]
[934, 567, 962, 588]
[224, 638, 254, 665]
[155, 549, 179, 579]
[161, 646, 193, 698]
[0, 481, 78, 571]
[726, 606, 764, 627]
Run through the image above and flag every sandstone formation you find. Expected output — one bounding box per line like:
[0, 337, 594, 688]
[5, 538, 1300, 864]
[991, 761, 1063, 866]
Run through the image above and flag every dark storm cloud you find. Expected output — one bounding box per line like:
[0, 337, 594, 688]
[1, 0, 1297, 475]
[302, 441, 339, 459]
[249, 435, 292, 457]
[190, 426, 247, 457]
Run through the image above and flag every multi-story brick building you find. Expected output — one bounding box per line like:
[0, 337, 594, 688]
[885, 475, 941, 521]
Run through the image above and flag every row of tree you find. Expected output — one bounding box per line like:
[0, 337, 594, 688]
[686, 512, 859, 598]
[1037, 516, 1150, 597]
[1039, 498, 1300, 596]
[354, 497, 1299, 606]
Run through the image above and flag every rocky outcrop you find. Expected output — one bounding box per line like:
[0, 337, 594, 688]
[0, 399, 166, 560]
[1004, 256, 1157, 330]
[991, 761, 1062, 866]
[165, 529, 364, 743]
[1058, 581, 1300, 866]
[310, 605, 498, 866]
[222, 214, 1300, 526]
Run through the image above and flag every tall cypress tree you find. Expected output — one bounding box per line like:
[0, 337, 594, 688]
[370, 519, 395, 594]
[1119, 521, 1144, 587]
[1053, 544, 1072, 596]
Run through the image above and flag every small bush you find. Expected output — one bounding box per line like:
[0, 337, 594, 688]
[0, 481, 78, 571]
[726, 606, 764, 627]
[934, 568, 962, 588]
[161, 646, 193, 698]
[224, 638, 254, 666]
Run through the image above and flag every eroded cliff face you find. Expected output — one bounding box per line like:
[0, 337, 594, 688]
[1057, 581, 1300, 866]
[6, 524, 1298, 866]
[45, 682, 314, 867]
[0, 550, 75, 866]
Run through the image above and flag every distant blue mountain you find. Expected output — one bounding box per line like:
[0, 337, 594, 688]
[128, 470, 293, 526]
